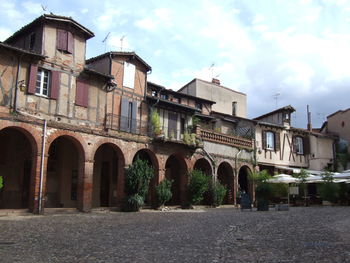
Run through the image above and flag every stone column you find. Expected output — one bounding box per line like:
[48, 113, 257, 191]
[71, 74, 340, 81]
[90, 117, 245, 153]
[78, 160, 94, 212]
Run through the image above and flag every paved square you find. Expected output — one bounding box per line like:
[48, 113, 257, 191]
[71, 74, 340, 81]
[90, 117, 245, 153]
[1, 207, 349, 262]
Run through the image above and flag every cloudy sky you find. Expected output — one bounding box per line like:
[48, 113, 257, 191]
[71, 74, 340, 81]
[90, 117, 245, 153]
[1, 0, 349, 128]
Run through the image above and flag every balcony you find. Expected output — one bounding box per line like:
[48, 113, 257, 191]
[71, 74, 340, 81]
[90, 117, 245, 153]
[196, 126, 253, 150]
[105, 114, 150, 135]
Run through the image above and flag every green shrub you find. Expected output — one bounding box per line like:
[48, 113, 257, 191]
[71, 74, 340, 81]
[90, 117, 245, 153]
[123, 158, 154, 211]
[0, 176, 3, 189]
[183, 131, 191, 145]
[188, 170, 210, 205]
[151, 109, 161, 135]
[211, 181, 227, 207]
[156, 179, 173, 207]
[256, 182, 273, 211]
[319, 171, 339, 203]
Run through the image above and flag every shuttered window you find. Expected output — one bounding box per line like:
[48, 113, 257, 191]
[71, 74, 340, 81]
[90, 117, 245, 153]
[75, 79, 89, 107]
[262, 130, 279, 151]
[57, 29, 73, 53]
[293, 136, 304, 154]
[28, 64, 60, 99]
[120, 97, 138, 133]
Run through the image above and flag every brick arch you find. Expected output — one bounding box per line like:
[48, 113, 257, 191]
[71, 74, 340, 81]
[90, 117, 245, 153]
[45, 130, 87, 159]
[217, 161, 235, 204]
[0, 123, 40, 155]
[89, 138, 125, 164]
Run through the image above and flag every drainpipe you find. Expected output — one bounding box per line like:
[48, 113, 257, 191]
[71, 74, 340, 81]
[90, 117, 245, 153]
[234, 149, 243, 206]
[13, 54, 23, 112]
[38, 119, 47, 214]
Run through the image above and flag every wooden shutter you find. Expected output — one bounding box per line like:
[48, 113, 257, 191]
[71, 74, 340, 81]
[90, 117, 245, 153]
[292, 136, 297, 153]
[303, 136, 310, 155]
[131, 101, 138, 133]
[57, 29, 67, 51]
[28, 64, 38, 94]
[75, 79, 88, 107]
[50, 71, 60, 99]
[275, 132, 280, 151]
[67, 31, 73, 54]
[262, 130, 266, 149]
[120, 97, 129, 131]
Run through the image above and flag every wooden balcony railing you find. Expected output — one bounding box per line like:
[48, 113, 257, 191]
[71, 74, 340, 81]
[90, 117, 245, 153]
[196, 126, 253, 150]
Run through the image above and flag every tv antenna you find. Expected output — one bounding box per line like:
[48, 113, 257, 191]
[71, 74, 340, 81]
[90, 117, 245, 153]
[41, 4, 48, 13]
[120, 35, 126, 51]
[102, 32, 110, 52]
[273, 92, 281, 109]
[209, 63, 215, 78]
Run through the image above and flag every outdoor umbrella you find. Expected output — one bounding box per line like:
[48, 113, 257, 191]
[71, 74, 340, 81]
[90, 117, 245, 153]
[268, 174, 299, 205]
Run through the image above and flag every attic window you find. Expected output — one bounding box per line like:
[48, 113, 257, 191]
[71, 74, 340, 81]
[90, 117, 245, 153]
[57, 29, 73, 53]
[123, 62, 135, 89]
[29, 33, 36, 50]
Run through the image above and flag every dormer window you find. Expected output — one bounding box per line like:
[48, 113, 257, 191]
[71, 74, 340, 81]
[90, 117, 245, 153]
[123, 62, 135, 89]
[29, 33, 36, 50]
[57, 29, 73, 53]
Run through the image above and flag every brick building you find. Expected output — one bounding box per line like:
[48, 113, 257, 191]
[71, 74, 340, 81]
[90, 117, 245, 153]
[0, 14, 256, 213]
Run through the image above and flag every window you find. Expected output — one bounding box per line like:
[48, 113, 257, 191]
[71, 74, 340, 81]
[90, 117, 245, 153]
[266, 131, 275, 150]
[160, 94, 168, 100]
[35, 68, 50, 96]
[29, 33, 36, 50]
[294, 136, 304, 154]
[232, 101, 237, 116]
[151, 90, 158, 97]
[57, 29, 73, 53]
[195, 102, 202, 110]
[123, 62, 136, 89]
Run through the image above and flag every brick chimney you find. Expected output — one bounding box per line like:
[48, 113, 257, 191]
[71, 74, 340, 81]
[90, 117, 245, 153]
[307, 105, 312, 131]
[212, 78, 220, 85]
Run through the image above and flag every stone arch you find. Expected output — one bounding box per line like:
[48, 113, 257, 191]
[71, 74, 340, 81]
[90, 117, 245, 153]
[164, 153, 188, 206]
[132, 149, 159, 206]
[238, 165, 253, 201]
[92, 142, 125, 207]
[193, 158, 213, 176]
[217, 161, 235, 204]
[45, 134, 85, 209]
[0, 126, 39, 210]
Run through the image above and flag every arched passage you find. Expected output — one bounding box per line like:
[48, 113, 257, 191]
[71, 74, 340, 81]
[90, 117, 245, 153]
[165, 154, 188, 206]
[133, 149, 159, 206]
[238, 165, 253, 200]
[0, 127, 37, 209]
[92, 143, 125, 207]
[45, 136, 84, 208]
[193, 158, 213, 205]
[217, 162, 234, 204]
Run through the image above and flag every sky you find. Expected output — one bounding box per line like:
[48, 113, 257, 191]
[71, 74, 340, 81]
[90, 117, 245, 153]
[0, 0, 349, 128]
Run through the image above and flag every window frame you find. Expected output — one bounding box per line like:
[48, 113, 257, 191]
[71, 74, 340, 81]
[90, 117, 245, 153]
[265, 131, 275, 150]
[123, 62, 136, 89]
[35, 68, 50, 97]
[294, 136, 304, 155]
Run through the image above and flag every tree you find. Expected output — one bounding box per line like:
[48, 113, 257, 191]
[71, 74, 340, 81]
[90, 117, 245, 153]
[249, 170, 273, 211]
[156, 178, 173, 207]
[293, 169, 309, 206]
[188, 169, 210, 205]
[122, 158, 154, 212]
[319, 171, 339, 204]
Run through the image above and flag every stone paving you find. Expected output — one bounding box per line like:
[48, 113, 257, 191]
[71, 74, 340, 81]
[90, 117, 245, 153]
[0, 207, 349, 262]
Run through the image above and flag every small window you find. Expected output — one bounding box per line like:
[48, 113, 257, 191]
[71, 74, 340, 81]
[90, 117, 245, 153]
[29, 33, 36, 50]
[160, 94, 168, 100]
[232, 101, 237, 116]
[294, 136, 304, 154]
[57, 29, 73, 53]
[266, 131, 275, 150]
[195, 102, 202, 110]
[341, 121, 345, 128]
[151, 90, 158, 97]
[123, 62, 136, 89]
[35, 68, 50, 97]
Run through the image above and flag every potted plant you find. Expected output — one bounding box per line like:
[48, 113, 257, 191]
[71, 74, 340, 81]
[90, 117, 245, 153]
[151, 110, 162, 138]
[155, 178, 173, 210]
[250, 170, 273, 211]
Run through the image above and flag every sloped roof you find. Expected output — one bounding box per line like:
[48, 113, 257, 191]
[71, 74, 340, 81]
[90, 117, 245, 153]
[86, 51, 152, 71]
[5, 14, 94, 43]
[0, 41, 45, 59]
[254, 105, 296, 120]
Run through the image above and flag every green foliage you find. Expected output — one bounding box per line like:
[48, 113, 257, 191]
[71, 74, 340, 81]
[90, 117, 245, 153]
[211, 181, 227, 207]
[190, 133, 197, 145]
[183, 131, 191, 145]
[188, 169, 210, 205]
[271, 183, 288, 199]
[335, 142, 349, 170]
[151, 109, 162, 135]
[249, 170, 272, 185]
[256, 182, 273, 211]
[192, 116, 200, 127]
[0, 176, 3, 189]
[156, 179, 173, 207]
[123, 158, 154, 211]
[293, 169, 309, 201]
[319, 171, 339, 203]
[122, 194, 144, 212]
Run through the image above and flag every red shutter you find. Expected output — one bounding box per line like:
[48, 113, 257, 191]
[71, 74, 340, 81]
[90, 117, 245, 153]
[28, 64, 38, 94]
[57, 29, 67, 51]
[50, 71, 60, 99]
[75, 79, 88, 107]
[67, 31, 73, 54]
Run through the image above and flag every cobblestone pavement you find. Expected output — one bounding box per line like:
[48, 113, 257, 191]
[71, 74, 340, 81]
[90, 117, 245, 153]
[0, 207, 349, 263]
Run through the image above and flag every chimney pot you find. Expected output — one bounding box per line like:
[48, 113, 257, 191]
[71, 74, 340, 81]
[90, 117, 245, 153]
[212, 78, 220, 85]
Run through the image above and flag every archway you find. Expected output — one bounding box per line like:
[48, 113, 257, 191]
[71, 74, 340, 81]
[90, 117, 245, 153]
[133, 149, 159, 206]
[165, 154, 188, 205]
[193, 158, 213, 205]
[0, 127, 36, 209]
[92, 143, 125, 207]
[45, 136, 84, 208]
[238, 165, 253, 200]
[217, 162, 234, 204]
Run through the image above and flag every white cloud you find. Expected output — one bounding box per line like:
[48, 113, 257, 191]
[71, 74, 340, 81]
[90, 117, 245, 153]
[21, 1, 43, 15]
[107, 34, 133, 51]
[134, 17, 157, 31]
[81, 8, 88, 14]
[0, 27, 13, 41]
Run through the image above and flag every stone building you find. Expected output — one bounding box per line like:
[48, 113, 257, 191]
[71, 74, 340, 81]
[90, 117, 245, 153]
[0, 14, 255, 213]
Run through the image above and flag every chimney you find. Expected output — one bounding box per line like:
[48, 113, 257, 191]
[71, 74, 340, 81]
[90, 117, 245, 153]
[212, 78, 220, 85]
[307, 105, 312, 131]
